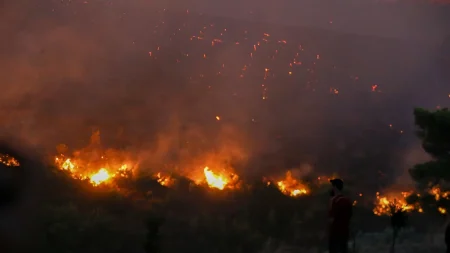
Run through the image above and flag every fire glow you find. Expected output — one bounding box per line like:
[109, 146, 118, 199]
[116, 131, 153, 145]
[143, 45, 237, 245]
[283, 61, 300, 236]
[275, 171, 309, 197]
[55, 156, 130, 186]
[0, 154, 20, 167]
[201, 166, 240, 190]
[53, 131, 134, 186]
[373, 186, 450, 216]
[49, 133, 450, 216]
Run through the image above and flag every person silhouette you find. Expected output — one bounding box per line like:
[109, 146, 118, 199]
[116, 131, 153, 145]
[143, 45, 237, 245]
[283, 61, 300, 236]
[328, 178, 352, 253]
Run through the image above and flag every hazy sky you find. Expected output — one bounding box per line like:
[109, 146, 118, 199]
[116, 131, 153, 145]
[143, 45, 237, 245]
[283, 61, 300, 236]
[162, 0, 449, 43]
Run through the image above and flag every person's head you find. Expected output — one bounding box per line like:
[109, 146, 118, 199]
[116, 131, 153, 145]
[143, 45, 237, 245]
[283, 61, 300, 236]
[329, 178, 344, 197]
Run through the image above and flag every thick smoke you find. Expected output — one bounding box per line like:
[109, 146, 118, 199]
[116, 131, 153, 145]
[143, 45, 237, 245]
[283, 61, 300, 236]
[0, 0, 448, 185]
[0, 0, 257, 177]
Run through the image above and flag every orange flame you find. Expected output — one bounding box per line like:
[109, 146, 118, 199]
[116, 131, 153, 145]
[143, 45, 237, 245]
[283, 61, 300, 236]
[54, 156, 131, 187]
[0, 154, 20, 167]
[155, 172, 174, 187]
[54, 131, 134, 186]
[203, 167, 229, 190]
[373, 186, 450, 216]
[373, 191, 415, 216]
[276, 171, 308, 197]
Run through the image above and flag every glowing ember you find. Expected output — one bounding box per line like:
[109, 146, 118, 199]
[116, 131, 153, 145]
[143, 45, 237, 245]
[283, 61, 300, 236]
[276, 171, 308, 197]
[316, 175, 336, 184]
[0, 154, 19, 167]
[203, 167, 229, 190]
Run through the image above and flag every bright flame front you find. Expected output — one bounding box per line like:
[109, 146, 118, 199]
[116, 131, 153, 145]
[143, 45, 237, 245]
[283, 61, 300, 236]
[90, 168, 111, 186]
[203, 167, 229, 190]
[276, 171, 308, 197]
[55, 156, 130, 187]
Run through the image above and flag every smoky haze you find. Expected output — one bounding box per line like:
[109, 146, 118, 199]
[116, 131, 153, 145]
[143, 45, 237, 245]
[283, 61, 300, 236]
[0, 0, 448, 185]
[164, 0, 450, 43]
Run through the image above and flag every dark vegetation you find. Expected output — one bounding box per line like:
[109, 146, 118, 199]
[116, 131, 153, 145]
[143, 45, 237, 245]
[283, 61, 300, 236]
[408, 108, 450, 213]
[36, 168, 376, 253]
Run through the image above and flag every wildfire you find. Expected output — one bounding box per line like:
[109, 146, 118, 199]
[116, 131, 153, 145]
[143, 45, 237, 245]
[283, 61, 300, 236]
[49, 133, 450, 216]
[90, 168, 111, 186]
[373, 186, 450, 216]
[155, 172, 174, 187]
[373, 191, 415, 216]
[55, 156, 130, 186]
[430, 186, 450, 201]
[276, 171, 308, 197]
[58, 158, 75, 172]
[54, 131, 134, 187]
[429, 186, 450, 214]
[202, 166, 238, 190]
[0, 154, 20, 167]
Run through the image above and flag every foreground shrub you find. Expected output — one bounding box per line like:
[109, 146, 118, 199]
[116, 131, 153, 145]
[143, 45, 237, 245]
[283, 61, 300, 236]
[41, 203, 147, 253]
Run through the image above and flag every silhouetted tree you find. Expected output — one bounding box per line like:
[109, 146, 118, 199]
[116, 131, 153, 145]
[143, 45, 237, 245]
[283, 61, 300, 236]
[389, 203, 408, 253]
[409, 108, 450, 205]
[408, 108, 450, 252]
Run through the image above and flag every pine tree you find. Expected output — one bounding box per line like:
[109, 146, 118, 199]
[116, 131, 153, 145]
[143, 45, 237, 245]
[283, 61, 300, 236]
[409, 108, 450, 213]
[407, 107, 450, 252]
